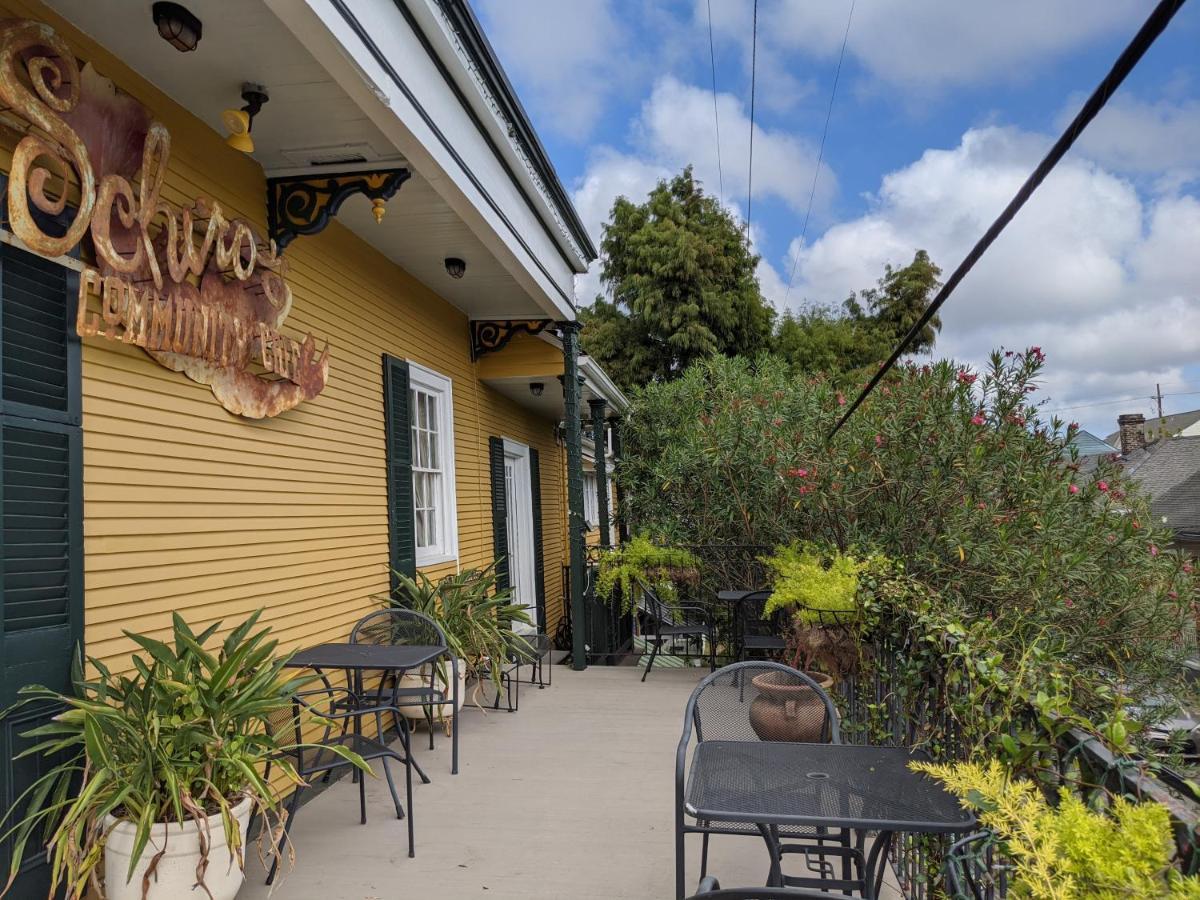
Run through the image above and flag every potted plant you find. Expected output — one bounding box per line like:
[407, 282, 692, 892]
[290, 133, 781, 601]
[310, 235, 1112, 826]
[384, 562, 535, 712]
[0, 611, 365, 900]
[593, 534, 699, 615]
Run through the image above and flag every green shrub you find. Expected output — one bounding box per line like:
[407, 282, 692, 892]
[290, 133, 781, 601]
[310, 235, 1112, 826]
[617, 350, 1198, 733]
[593, 534, 699, 614]
[761, 542, 868, 624]
[915, 759, 1200, 899]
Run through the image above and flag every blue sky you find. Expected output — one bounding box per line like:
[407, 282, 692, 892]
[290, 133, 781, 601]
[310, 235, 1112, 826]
[475, 1, 1200, 437]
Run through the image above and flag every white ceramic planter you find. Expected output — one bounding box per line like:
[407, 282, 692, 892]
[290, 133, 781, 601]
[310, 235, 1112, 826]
[397, 657, 466, 721]
[104, 795, 252, 900]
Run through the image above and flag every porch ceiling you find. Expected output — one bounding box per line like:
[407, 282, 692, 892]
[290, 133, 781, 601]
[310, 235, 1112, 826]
[41, 0, 547, 319]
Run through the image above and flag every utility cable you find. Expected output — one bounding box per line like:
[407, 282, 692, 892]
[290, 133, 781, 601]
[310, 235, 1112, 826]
[784, 0, 856, 309]
[706, 0, 725, 201]
[745, 0, 758, 238]
[827, 0, 1189, 441]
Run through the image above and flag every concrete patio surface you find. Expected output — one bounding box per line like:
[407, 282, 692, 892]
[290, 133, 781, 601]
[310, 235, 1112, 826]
[240, 664, 901, 900]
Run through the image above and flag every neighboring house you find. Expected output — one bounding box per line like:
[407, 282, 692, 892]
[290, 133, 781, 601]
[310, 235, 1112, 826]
[1067, 429, 1120, 473]
[1106, 408, 1200, 447]
[1113, 415, 1200, 556]
[0, 2, 619, 891]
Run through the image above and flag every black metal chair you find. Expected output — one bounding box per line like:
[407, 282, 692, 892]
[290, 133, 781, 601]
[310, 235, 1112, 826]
[484, 630, 539, 713]
[263, 686, 414, 884]
[638, 577, 716, 681]
[514, 630, 553, 688]
[946, 831, 1009, 899]
[688, 875, 844, 898]
[675, 661, 850, 899]
[733, 590, 789, 662]
[349, 608, 450, 781]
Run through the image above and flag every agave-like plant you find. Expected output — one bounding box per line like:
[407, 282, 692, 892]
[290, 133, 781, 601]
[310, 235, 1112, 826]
[382, 561, 536, 700]
[0, 610, 367, 899]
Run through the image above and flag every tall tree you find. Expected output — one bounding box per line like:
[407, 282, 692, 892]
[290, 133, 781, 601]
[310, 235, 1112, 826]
[776, 249, 943, 378]
[581, 167, 774, 389]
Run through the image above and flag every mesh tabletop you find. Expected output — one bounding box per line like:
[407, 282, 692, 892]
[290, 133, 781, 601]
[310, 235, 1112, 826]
[285, 642, 445, 671]
[685, 741, 975, 833]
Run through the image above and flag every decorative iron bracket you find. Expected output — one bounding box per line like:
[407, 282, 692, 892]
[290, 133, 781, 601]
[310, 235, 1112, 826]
[267, 168, 411, 251]
[470, 319, 551, 360]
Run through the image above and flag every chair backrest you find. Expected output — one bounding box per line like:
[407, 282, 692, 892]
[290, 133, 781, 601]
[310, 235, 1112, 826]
[351, 608, 447, 648]
[684, 660, 841, 745]
[735, 590, 788, 639]
[945, 831, 1008, 900]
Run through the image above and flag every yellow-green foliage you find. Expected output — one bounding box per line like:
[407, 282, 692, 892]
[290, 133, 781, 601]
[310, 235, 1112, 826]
[914, 759, 1200, 899]
[594, 534, 699, 615]
[762, 543, 866, 625]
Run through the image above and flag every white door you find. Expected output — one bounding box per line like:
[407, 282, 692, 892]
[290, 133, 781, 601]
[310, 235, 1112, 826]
[502, 440, 538, 632]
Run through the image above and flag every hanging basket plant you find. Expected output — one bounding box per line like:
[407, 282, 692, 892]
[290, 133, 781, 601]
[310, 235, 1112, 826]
[593, 535, 699, 615]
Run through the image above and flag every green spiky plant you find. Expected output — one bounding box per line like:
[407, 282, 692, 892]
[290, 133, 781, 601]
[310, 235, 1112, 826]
[0, 611, 367, 900]
[382, 561, 535, 701]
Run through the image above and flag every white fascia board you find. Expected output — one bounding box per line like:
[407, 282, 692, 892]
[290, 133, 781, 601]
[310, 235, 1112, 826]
[269, 0, 577, 321]
[580, 355, 630, 413]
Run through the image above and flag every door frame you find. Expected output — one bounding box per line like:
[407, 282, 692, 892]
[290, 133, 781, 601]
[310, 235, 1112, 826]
[501, 439, 537, 629]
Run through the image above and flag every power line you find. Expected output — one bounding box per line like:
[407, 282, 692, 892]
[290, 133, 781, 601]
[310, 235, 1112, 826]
[827, 0, 1189, 442]
[706, 0, 724, 201]
[784, 0, 856, 309]
[1047, 389, 1200, 414]
[745, 0, 758, 238]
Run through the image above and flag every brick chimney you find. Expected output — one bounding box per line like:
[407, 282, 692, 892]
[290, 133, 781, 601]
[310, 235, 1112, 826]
[1118, 413, 1147, 456]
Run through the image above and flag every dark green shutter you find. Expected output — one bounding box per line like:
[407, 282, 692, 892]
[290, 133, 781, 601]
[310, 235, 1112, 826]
[488, 437, 509, 592]
[383, 355, 416, 582]
[529, 447, 547, 631]
[0, 237, 83, 896]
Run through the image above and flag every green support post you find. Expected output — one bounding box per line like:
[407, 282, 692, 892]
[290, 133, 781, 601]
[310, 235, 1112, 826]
[590, 397, 611, 550]
[560, 322, 588, 671]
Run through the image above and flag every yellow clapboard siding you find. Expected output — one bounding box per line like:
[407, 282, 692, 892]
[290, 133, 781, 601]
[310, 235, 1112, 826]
[1, 0, 570, 680]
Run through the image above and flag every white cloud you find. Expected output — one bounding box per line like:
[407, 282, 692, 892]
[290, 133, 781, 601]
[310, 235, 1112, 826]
[730, 0, 1142, 90]
[473, 0, 627, 141]
[1064, 93, 1200, 185]
[571, 76, 834, 303]
[785, 125, 1200, 433]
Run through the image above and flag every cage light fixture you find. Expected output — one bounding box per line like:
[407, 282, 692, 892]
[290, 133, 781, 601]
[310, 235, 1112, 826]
[152, 2, 202, 53]
[444, 257, 466, 279]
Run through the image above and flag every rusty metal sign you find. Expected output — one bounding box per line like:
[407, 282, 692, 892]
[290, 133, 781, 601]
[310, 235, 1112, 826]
[0, 18, 329, 418]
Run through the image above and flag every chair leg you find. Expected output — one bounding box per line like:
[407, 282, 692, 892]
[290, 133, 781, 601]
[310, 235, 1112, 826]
[394, 713, 431, 784]
[358, 761, 368, 825]
[426, 705, 435, 750]
[266, 784, 304, 885]
[405, 743, 416, 858]
[642, 640, 661, 682]
[381, 757, 404, 820]
[700, 831, 711, 878]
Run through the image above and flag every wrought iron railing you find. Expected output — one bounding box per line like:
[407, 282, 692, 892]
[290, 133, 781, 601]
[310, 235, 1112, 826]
[837, 632, 1200, 898]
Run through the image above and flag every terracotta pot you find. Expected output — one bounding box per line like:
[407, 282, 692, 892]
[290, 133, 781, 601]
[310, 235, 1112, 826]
[748, 671, 835, 742]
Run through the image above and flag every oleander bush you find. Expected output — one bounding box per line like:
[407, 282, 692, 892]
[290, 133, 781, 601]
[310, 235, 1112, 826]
[617, 349, 1199, 737]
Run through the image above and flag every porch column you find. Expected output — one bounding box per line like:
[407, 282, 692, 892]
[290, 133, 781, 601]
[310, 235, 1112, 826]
[609, 417, 629, 543]
[589, 397, 612, 549]
[560, 321, 588, 671]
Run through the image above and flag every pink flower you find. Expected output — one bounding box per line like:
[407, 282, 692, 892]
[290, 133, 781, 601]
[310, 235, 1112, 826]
[771, 417, 783, 427]
[1069, 422, 1080, 431]
[1150, 544, 1160, 557]
[787, 467, 809, 479]
[1069, 484, 1079, 495]
[836, 392, 846, 407]
[976, 502, 987, 510]
[1184, 563, 1194, 575]
[874, 434, 883, 447]
[970, 414, 985, 426]
[956, 371, 977, 385]
[1065, 598, 1074, 608]
[1169, 590, 1179, 599]
[1097, 481, 1109, 493]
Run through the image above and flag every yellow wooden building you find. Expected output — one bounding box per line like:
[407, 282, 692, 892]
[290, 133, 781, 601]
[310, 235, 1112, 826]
[0, 2, 624, 891]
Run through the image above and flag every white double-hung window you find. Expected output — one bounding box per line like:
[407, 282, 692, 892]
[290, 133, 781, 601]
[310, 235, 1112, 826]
[409, 363, 458, 565]
[583, 472, 599, 528]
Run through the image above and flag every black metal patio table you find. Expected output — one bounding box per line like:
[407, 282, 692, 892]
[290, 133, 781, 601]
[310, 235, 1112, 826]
[285, 643, 459, 775]
[682, 741, 975, 898]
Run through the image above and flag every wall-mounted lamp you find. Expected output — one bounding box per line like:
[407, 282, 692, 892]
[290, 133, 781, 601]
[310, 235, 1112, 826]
[153, 2, 202, 52]
[529, 382, 545, 397]
[221, 84, 268, 154]
[444, 257, 466, 279]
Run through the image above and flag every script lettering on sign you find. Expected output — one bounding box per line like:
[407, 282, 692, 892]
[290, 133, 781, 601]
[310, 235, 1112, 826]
[0, 19, 330, 418]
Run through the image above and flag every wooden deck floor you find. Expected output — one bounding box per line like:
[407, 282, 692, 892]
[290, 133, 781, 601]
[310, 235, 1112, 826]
[239, 663, 901, 900]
